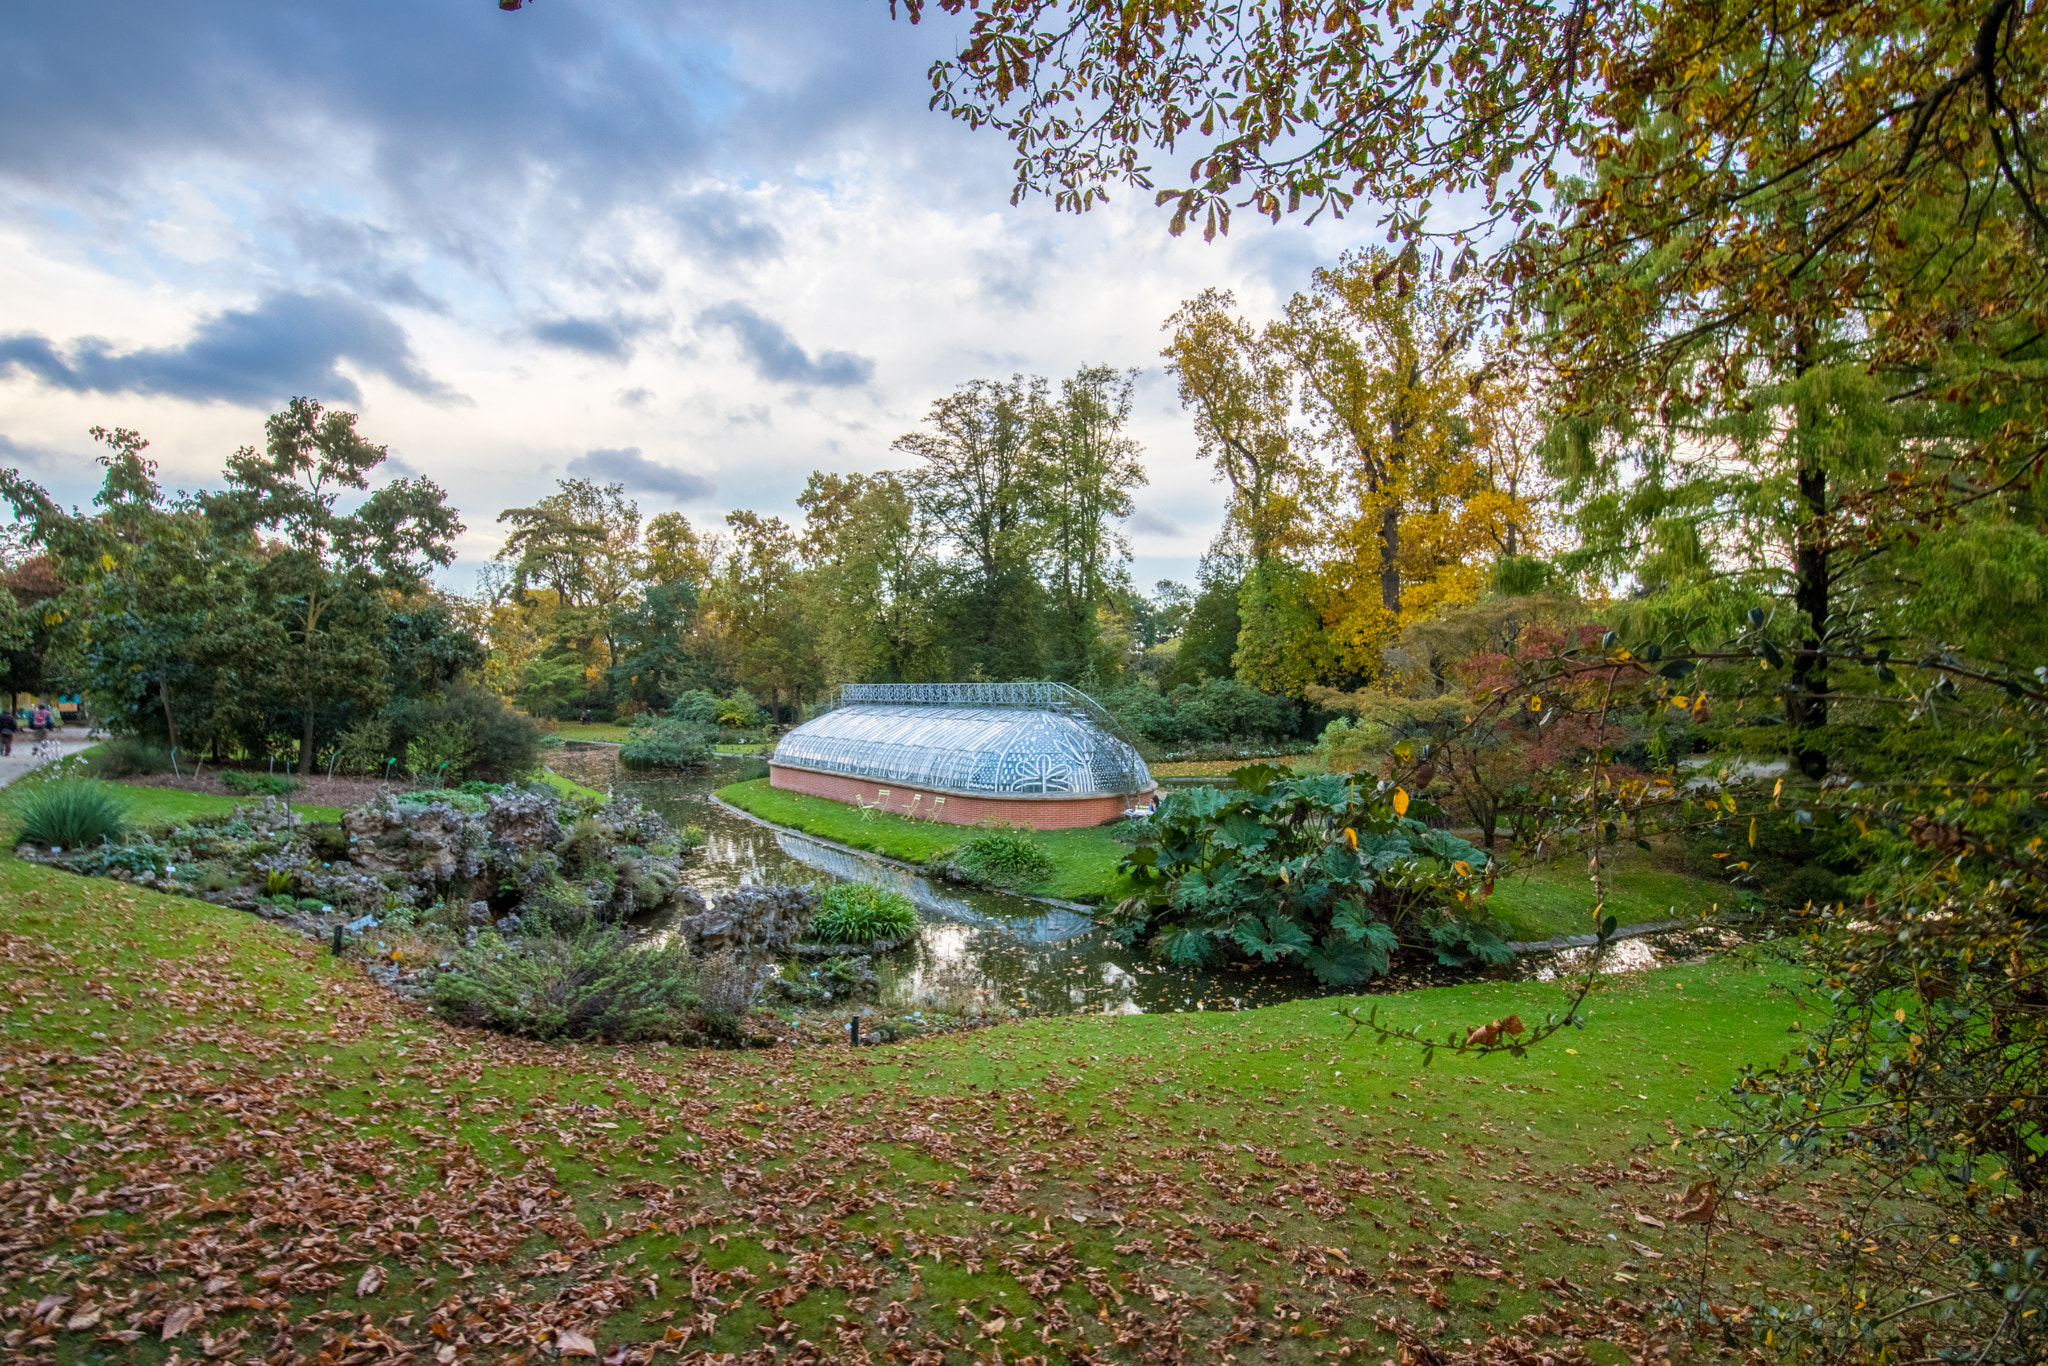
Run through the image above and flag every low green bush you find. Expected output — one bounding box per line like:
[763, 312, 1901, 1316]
[943, 826, 1057, 890]
[619, 716, 712, 769]
[88, 734, 173, 777]
[13, 778, 128, 850]
[427, 926, 699, 1041]
[728, 756, 770, 783]
[811, 882, 918, 944]
[221, 770, 302, 796]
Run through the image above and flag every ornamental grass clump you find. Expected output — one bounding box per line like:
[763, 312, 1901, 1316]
[811, 881, 918, 944]
[12, 777, 127, 851]
[943, 826, 1056, 890]
[427, 926, 698, 1041]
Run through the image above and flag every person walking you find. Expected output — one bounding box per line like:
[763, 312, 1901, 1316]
[0, 708, 14, 757]
[28, 700, 52, 746]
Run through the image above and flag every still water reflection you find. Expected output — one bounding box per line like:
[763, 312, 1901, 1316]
[547, 745, 1349, 1017]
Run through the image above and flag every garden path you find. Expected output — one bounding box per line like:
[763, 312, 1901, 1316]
[0, 729, 95, 788]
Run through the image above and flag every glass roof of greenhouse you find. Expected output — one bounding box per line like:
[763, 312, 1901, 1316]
[771, 683, 1153, 798]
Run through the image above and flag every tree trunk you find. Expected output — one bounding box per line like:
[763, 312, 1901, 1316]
[1378, 501, 1402, 617]
[158, 677, 180, 754]
[301, 704, 317, 777]
[1787, 459, 1829, 779]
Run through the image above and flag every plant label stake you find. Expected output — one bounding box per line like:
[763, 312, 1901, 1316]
[331, 923, 344, 957]
[849, 1016, 860, 1047]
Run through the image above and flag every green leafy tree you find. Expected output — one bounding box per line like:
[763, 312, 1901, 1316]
[0, 427, 261, 752]
[797, 471, 948, 684]
[1036, 365, 1148, 679]
[205, 398, 462, 771]
[895, 375, 1049, 678]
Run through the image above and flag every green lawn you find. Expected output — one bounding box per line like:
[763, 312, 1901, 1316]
[718, 777, 1131, 901]
[0, 842, 1815, 1366]
[1483, 852, 1729, 942]
[546, 721, 634, 743]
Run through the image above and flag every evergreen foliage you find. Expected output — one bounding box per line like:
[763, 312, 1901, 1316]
[427, 927, 699, 1042]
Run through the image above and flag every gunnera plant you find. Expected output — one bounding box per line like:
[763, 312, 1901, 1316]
[427, 926, 698, 1041]
[942, 826, 1056, 890]
[811, 882, 918, 945]
[13, 778, 127, 850]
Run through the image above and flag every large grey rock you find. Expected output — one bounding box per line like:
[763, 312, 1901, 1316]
[671, 884, 817, 957]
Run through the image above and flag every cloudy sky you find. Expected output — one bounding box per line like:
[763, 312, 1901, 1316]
[0, 1, 1366, 593]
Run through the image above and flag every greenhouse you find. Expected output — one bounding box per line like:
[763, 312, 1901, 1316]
[768, 682, 1155, 829]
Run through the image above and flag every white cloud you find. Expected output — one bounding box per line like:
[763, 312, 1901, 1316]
[0, 0, 1370, 592]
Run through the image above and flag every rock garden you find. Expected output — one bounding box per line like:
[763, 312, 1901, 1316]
[10, 775, 940, 1047]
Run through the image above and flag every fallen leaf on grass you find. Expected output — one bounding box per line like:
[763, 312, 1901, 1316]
[65, 1308, 100, 1332]
[1634, 1211, 1665, 1229]
[358, 1265, 388, 1297]
[161, 1304, 202, 1340]
[557, 1328, 599, 1357]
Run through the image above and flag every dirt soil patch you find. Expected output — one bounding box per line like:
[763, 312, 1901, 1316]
[116, 770, 422, 811]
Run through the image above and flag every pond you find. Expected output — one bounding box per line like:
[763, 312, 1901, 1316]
[547, 744, 1365, 1018]
[546, 746, 1709, 1018]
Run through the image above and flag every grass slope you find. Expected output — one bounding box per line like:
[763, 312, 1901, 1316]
[719, 778, 1127, 901]
[0, 849, 1814, 1366]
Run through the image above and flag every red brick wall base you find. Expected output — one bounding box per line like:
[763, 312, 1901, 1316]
[768, 764, 1149, 830]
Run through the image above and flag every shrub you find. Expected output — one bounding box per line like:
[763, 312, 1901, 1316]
[387, 684, 545, 780]
[692, 948, 762, 1038]
[88, 734, 172, 777]
[729, 756, 770, 783]
[221, 770, 302, 796]
[668, 689, 721, 727]
[812, 882, 918, 944]
[715, 688, 763, 729]
[944, 826, 1056, 890]
[427, 926, 698, 1041]
[13, 778, 127, 849]
[619, 715, 712, 769]
[405, 717, 475, 784]
[333, 717, 393, 777]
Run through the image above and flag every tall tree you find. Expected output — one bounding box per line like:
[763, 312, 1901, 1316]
[1036, 365, 1148, 678]
[1273, 250, 1495, 673]
[703, 510, 820, 719]
[206, 398, 462, 771]
[895, 375, 1048, 678]
[495, 479, 644, 672]
[798, 471, 947, 684]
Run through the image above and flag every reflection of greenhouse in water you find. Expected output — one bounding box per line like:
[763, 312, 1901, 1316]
[770, 682, 1154, 829]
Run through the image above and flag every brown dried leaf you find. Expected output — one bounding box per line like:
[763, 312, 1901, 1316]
[558, 1327, 600, 1357]
[160, 1304, 202, 1341]
[65, 1308, 101, 1332]
[357, 1264, 388, 1297]
[1672, 1179, 1720, 1224]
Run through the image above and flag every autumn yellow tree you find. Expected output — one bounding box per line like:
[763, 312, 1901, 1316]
[1275, 250, 1545, 677]
[1161, 289, 1333, 694]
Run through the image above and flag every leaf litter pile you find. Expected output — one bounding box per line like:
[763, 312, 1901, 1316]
[0, 870, 1836, 1365]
